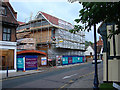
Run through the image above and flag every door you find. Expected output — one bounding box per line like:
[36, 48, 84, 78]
[2, 56, 6, 70]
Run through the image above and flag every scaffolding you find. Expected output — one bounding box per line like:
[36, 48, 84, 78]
[17, 11, 85, 60]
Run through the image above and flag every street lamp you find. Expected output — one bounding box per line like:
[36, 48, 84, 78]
[93, 24, 99, 89]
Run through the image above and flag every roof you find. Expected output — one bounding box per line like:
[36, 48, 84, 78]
[17, 11, 74, 33]
[1, 2, 18, 25]
[18, 21, 25, 25]
[17, 50, 47, 56]
[36, 11, 74, 29]
[41, 12, 59, 25]
[98, 21, 116, 34]
[97, 22, 104, 33]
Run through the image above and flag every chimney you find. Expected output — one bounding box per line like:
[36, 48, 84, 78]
[2, 0, 9, 2]
[99, 36, 101, 41]
[14, 12, 17, 19]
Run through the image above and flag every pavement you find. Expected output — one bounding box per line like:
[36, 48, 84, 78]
[1, 63, 86, 80]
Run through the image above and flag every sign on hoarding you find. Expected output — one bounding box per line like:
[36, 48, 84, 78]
[41, 57, 47, 65]
[17, 58, 24, 68]
[25, 55, 38, 70]
[17, 56, 24, 71]
[62, 57, 68, 65]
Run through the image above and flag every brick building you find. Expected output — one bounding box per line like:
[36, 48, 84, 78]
[0, 1, 18, 71]
[97, 36, 103, 46]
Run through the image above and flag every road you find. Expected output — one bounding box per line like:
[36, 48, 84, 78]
[2, 62, 103, 89]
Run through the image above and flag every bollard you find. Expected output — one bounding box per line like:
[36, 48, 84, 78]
[6, 66, 8, 77]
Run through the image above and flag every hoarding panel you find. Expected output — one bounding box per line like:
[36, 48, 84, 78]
[68, 57, 72, 64]
[17, 57, 24, 71]
[65, 57, 68, 64]
[80, 57, 83, 62]
[25, 55, 38, 70]
[41, 57, 47, 65]
[77, 57, 81, 63]
[62, 57, 68, 65]
[73, 57, 75, 63]
[72, 57, 76, 63]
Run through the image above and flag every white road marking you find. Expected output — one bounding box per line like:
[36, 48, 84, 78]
[62, 73, 78, 79]
[113, 82, 120, 90]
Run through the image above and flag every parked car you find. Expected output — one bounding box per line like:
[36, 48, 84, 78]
[92, 59, 102, 64]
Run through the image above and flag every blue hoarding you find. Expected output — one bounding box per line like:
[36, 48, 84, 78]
[62, 55, 85, 65]
[17, 55, 24, 71]
[62, 57, 68, 65]
[25, 55, 38, 71]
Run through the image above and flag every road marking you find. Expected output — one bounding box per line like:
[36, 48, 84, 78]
[62, 73, 78, 79]
[60, 84, 68, 88]
[113, 82, 120, 89]
[69, 80, 74, 84]
[59, 71, 96, 89]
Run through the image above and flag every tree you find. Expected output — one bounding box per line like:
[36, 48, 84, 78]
[69, 2, 120, 37]
[85, 41, 93, 48]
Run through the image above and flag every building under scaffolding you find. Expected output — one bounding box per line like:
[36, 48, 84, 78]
[17, 11, 85, 66]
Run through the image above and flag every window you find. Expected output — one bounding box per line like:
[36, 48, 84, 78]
[3, 28, 11, 41]
[90, 52, 92, 56]
[0, 6, 6, 15]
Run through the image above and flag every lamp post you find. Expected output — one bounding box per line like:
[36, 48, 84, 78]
[93, 24, 99, 89]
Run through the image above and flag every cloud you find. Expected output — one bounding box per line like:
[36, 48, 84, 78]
[10, 0, 68, 2]
[10, 1, 101, 42]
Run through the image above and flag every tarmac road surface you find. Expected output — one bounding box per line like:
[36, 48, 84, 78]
[2, 62, 103, 89]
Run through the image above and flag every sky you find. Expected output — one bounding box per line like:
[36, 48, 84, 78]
[9, 0, 101, 42]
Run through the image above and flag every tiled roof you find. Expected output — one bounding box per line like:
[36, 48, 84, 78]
[41, 12, 59, 25]
[18, 21, 25, 25]
[40, 11, 73, 27]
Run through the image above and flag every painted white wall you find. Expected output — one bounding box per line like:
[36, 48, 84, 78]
[85, 46, 94, 56]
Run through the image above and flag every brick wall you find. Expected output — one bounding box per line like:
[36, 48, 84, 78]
[97, 36, 103, 46]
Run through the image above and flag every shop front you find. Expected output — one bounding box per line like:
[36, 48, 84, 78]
[0, 41, 17, 72]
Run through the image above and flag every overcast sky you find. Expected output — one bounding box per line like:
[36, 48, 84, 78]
[9, 0, 101, 42]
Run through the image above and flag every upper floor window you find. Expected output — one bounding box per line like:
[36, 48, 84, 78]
[3, 28, 11, 41]
[0, 6, 6, 16]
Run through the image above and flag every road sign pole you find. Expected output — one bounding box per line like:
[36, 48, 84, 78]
[93, 24, 99, 89]
[6, 65, 8, 77]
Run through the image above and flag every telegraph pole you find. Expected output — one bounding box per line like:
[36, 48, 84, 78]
[93, 24, 99, 89]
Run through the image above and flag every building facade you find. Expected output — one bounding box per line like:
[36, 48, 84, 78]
[0, 1, 18, 71]
[85, 45, 94, 61]
[97, 36, 103, 46]
[17, 11, 85, 66]
[98, 22, 120, 82]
